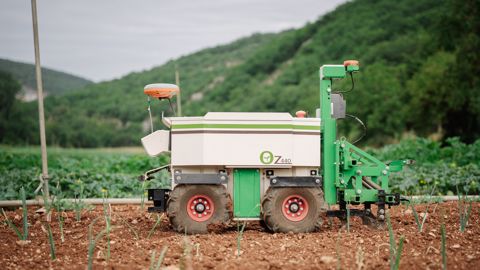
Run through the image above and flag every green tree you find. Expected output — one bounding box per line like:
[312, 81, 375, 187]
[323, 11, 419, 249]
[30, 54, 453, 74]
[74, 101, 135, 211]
[0, 71, 21, 141]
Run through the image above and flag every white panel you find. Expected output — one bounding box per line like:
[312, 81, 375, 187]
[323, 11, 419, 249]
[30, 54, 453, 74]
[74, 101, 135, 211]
[293, 133, 320, 166]
[202, 133, 293, 167]
[141, 130, 170, 157]
[171, 133, 204, 165]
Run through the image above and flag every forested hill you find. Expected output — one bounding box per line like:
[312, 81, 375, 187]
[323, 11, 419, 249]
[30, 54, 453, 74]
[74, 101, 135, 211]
[1, 0, 478, 147]
[0, 59, 92, 99]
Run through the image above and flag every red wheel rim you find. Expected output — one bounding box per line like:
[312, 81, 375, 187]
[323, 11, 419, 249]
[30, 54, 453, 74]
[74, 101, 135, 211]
[282, 195, 309, 221]
[186, 194, 214, 222]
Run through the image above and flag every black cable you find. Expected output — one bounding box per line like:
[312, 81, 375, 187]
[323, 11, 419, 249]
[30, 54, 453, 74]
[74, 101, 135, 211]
[333, 72, 355, 94]
[345, 113, 367, 144]
[167, 98, 176, 116]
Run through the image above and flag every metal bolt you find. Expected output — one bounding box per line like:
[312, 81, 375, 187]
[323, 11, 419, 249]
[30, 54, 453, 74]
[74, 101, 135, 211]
[290, 203, 299, 213]
[378, 214, 385, 221]
[220, 175, 226, 181]
[356, 189, 362, 194]
[341, 143, 345, 148]
[356, 170, 362, 175]
[176, 176, 181, 181]
[379, 209, 385, 215]
[272, 179, 277, 184]
[386, 166, 390, 170]
[382, 170, 387, 175]
[315, 178, 320, 184]
[195, 203, 205, 213]
[340, 179, 345, 185]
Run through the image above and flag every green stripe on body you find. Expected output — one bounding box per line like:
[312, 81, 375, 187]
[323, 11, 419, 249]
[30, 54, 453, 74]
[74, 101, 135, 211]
[171, 123, 320, 130]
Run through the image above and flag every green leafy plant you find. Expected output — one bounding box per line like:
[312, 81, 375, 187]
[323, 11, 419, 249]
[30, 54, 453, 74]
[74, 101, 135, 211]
[386, 212, 405, 270]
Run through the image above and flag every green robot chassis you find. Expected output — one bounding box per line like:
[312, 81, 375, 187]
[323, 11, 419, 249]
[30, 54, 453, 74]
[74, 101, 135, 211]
[140, 61, 410, 233]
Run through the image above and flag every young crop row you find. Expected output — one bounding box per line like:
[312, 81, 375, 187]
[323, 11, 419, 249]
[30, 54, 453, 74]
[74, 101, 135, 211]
[1, 137, 479, 200]
[0, 147, 170, 200]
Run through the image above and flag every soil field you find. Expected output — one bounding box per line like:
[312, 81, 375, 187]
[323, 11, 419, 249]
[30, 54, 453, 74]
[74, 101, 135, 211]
[1, 201, 479, 269]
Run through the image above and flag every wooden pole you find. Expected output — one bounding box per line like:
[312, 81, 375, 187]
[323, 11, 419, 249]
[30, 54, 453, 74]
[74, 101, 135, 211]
[31, 0, 49, 198]
[175, 65, 182, 116]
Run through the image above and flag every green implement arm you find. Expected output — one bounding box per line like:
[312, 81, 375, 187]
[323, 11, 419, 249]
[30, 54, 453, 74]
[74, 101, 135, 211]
[319, 61, 410, 218]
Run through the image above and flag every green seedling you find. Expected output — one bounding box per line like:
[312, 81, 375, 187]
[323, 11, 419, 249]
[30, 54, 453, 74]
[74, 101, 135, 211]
[102, 190, 112, 261]
[149, 246, 168, 270]
[236, 221, 246, 257]
[456, 186, 473, 232]
[411, 185, 436, 232]
[114, 214, 139, 240]
[102, 191, 112, 257]
[21, 187, 28, 239]
[140, 181, 147, 211]
[440, 211, 447, 270]
[147, 213, 164, 239]
[58, 211, 65, 243]
[54, 202, 65, 243]
[1, 187, 28, 240]
[44, 222, 56, 260]
[87, 217, 108, 270]
[74, 180, 85, 222]
[2, 208, 23, 240]
[386, 212, 405, 270]
[180, 236, 193, 270]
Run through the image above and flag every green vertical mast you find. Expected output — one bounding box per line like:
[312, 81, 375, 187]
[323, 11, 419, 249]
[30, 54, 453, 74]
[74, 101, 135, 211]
[320, 64, 348, 204]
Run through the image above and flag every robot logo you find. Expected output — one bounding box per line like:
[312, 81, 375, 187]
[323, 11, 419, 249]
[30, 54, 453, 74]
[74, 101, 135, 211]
[259, 150, 274, 164]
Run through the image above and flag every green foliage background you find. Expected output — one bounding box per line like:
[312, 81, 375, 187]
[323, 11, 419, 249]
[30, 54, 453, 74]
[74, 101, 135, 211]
[0, 0, 478, 147]
[0, 146, 170, 200]
[1, 137, 478, 199]
[0, 59, 92, 96]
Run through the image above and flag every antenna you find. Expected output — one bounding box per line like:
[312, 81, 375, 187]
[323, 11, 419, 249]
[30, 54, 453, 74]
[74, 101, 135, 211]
[175, 64, 182, 116]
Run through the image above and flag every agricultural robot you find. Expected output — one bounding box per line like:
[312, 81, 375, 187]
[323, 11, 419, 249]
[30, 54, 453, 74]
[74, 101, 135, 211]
[139, 61, 411, 234]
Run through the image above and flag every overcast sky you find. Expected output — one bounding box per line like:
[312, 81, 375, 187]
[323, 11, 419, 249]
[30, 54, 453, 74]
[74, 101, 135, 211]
[0, 0, 346, 82]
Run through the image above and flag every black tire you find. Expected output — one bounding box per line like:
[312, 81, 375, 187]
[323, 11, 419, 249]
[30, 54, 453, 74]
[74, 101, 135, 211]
[167, 184, 231, 234]
[261, 187, 324, 233]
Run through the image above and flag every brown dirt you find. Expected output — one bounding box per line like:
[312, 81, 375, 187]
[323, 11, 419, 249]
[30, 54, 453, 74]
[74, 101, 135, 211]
[0, 201, 479, 269]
